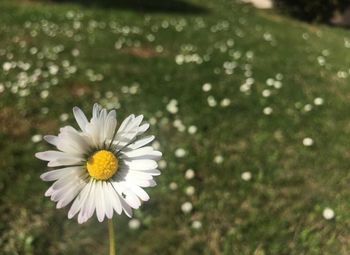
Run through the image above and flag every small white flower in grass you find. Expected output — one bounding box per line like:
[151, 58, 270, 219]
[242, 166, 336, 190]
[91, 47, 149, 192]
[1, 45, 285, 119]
[185, 186, 195, 196]
[158, 160, 167, 170]
[173, 119, 186, 132]
[185, 169, 195, 180]
[262, 89, 271, 97]
[263, 107, 273, 115]
[40, 90, 49, 99]
[304, 104, 312, 112]
[175, 148, 186, 158]
[275, 73, 283, 80]
[266, 78, 274, 86]
[303, 137, 314, 147]
[188, 125, 197, 134]
[214, 155, 224, 164]
[169, 182, 178, 190]
[323, 207, 335, 220]
[59, 113, 69, 122]
[241, 171, 252, 181]
[314, 97, 324, 106]
[181, 202, 193, 214]
[149, 117, 157, 125]
[220, 98, 231, 107]
[166, 99, 178, 114]
[191, 220, 202, 229]
[71, 49, 80, 57]
[128, 219, 141, 230]
[207, 96, 217, 107]
[152, 141, 161, 150]
[273, 81, 282, 89]
[3, 62, 12, 71]
[202, 83, 212, 92]
[31, 134, 42, 143]
[36, 103, 162, 224]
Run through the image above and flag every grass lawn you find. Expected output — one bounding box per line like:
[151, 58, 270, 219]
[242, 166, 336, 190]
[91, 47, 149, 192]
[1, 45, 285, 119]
[1, 0, 350, 254]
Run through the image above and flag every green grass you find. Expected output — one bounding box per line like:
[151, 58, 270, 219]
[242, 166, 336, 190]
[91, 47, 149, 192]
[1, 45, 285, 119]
[1, 0, 350, 254]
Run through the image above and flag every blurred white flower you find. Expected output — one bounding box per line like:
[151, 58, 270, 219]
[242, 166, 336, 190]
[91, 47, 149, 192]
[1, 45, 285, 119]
[166, 99, 178, 114]
[169, 182, 178, 190]
[185, 186, 195, 196]
[71, 48, 80, 57]
[302, 137, 314, 147]
[314, 97, 324, 106]
[175, 148, 186, 158]
[273, 81, 282, 89]
[241, 171, 252, 181]
[152, 141, 161, 150]
[266, 78, 274, 86]
[181, 202, 193, 214]
[185, 169, 195, 180]
[214, 155, 224, 164]
[158, 160, 167, 169]
[31, 134, 43, 143]
[207, 95, 217, 107]
[188, 125, 198, 134]
[59, 113, 69, 122]
[202, 83, 212, 92]
[3, 62, 12, 71]
[323, 207, 335, 220]
[262, 89, 271, 97]
[128, 219, 141, 230]
[191, 220, 202, 229]
[304, 104, 312, 112]
[40, 90, 49, 99]
[263, 107, 273, 115]
[220, 98, 231, 107]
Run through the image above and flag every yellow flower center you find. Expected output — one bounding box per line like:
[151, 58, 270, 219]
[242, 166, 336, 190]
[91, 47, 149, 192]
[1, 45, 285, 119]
[86, 150, 118, 180]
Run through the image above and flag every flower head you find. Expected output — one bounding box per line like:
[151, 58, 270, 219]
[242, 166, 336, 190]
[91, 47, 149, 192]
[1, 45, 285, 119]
[36, 104, 162, 224]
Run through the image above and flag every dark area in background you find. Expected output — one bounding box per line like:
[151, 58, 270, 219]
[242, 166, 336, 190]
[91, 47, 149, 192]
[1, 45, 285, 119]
[273, 0, 349, 24]
[51, 0, 208, 14]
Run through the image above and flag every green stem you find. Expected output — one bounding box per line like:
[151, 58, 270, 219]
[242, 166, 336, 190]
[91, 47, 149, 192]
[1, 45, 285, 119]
[108, 219, 116, 255]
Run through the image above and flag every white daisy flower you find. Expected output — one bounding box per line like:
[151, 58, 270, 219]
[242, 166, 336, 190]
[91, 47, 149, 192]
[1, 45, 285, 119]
[36, 104, 162, 224]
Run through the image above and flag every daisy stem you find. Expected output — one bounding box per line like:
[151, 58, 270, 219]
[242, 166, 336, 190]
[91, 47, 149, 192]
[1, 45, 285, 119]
[108, 219, 116, 255]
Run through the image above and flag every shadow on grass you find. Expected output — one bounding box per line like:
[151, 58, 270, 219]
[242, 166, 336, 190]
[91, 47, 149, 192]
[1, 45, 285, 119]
[52, 0, 209, 14]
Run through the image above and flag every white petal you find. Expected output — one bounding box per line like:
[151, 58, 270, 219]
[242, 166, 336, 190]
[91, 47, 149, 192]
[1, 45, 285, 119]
[40, 166, 82, 181]
[48, 157, 83, 167]
[68, 179, 92, 220]
[95, 181, 106, 222]
[121, 146, 162, 160]
[45, 186, 54, 197]
[35, 151, 68, 161]
[137, 123, 149, 135]
[102, 182, 113, 219]
[120, 197, 133, 217]
[124, 189, 141, 209]
[124, 171, 155, 181]
[117, 114, 135, 133]
[123, 159, 157, 171]
[44, 135, 58, 146]
[56, 179, 86, 209]
[84, 181, 97, 219]
[106, 182, 122, 215]
[128, 185, 150, 201]
[73, 107, 89, 132]
[126, 136, 155, 150]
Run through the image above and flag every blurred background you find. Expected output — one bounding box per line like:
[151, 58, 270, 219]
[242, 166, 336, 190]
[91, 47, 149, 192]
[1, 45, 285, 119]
[1, 0, 350, 254]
